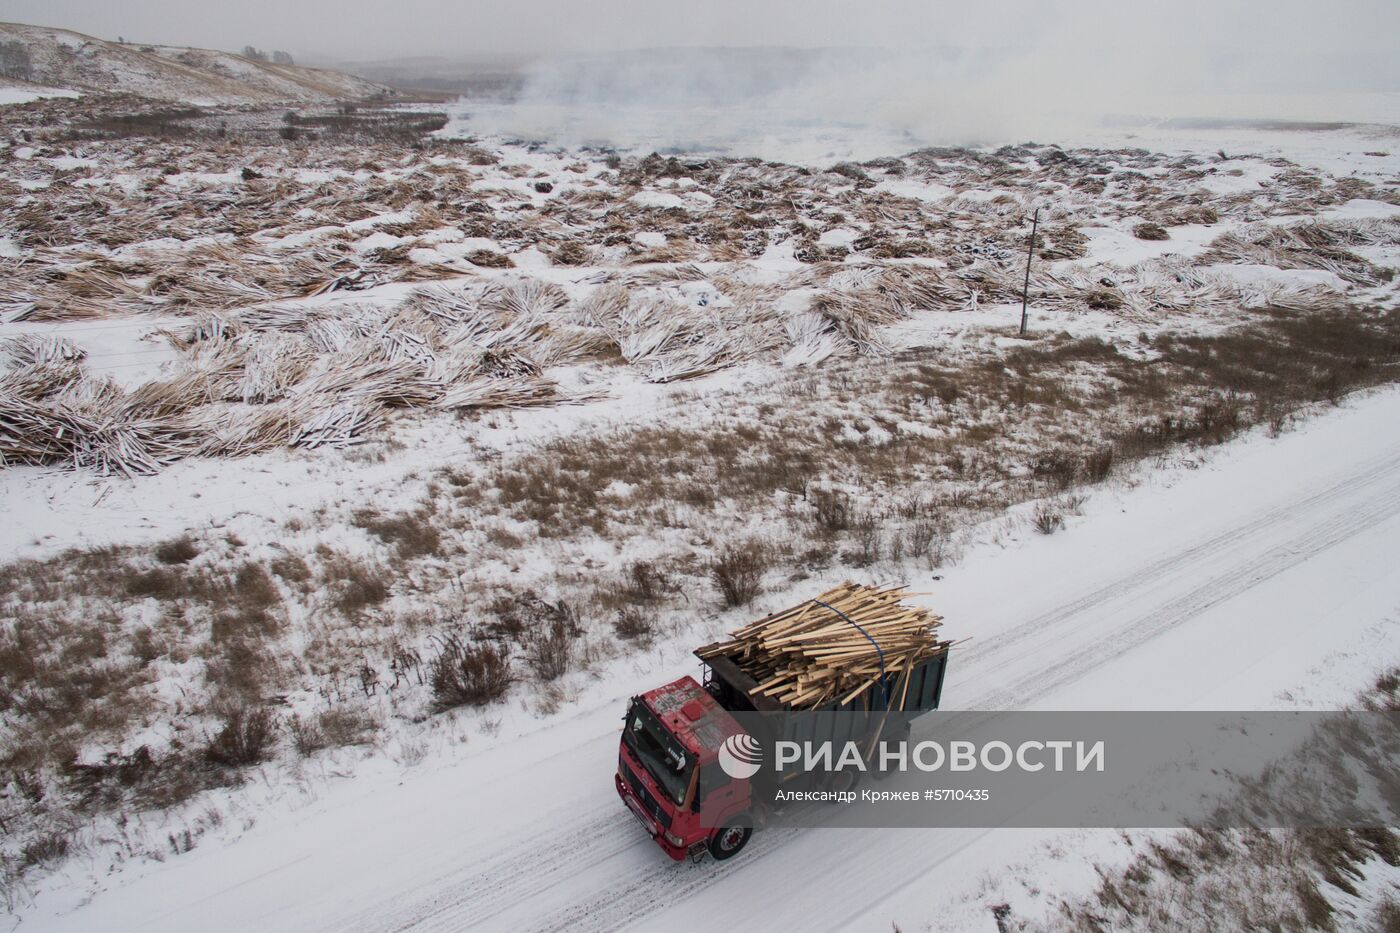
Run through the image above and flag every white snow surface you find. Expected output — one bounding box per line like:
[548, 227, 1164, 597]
[1077, 222, 1219, 266]
[0, 84, 80, 106]
[26, 385, 1400, 932]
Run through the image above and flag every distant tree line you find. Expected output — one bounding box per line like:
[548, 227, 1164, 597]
[240, 46, 295, 65]
[0, 40, 32, 81]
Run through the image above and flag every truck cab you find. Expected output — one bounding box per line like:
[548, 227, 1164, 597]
[615, 676, 754, 861]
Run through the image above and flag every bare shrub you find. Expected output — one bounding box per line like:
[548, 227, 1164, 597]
[1055, 825, 1400, 933]
[810, 488, 852, 533]
[908, 518, 935, 561]
[484, 525, 524, 549]
[525, 616, 580, 682]
[710, 539, 772, 607]
[534, 682, 566, 715]
[319, 706, 375, 739]
[1265, 406, 1293, 438]
[1031, 449, 1080, 490]
[1195, 396, 1244, 445]
[61, 745, 212, 814]
[622, 560, 668, 603]
[430, 635, 512, 710]
[288, 713, 325, 756]
[1032, 502, 1064, 535]
[21, 833, 69, 869]
[613, 608, 655, 645]
[1118, 395, 1247, 457]
[909, 515, 954, 568]
[1370, 667, 1400, 712]
[849, 512, 883, 567]
[1083, 445, 1115, 483]
[204, 706, 278, 767]
[396, 740, 428, 768]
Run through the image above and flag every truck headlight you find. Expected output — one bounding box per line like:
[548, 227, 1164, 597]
[665, 831, 685, 846]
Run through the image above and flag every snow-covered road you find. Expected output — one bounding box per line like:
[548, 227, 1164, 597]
[35, 388, 1400, 932]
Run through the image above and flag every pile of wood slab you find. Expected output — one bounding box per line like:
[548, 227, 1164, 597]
[697, 581, 948, 709]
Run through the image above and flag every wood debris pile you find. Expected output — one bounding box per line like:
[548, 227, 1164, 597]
[0, 280, 617, 474]
[698, 582, 949, 709]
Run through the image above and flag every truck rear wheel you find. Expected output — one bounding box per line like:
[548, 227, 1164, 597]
[708, 819, 752, 860]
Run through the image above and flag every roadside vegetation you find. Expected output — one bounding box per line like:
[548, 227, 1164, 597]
[990, 669, 1400, 932]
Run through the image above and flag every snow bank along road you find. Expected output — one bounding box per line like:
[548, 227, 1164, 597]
[39, 388, 1400, 933]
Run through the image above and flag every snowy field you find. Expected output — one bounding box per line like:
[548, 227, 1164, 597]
[22, 371, 1400, 932]
[1, 85, 1399, 930]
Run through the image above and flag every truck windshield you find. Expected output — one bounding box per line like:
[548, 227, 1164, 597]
[623, 700, 693, 806]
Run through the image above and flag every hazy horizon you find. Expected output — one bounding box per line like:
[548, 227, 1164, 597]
[0, 0, 1396, 89]
[4, 0, 1399, 155]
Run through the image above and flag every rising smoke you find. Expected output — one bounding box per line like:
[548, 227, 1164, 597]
[449, 2, 1399, 161]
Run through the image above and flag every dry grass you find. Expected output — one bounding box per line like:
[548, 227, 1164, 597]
[1031, 502, 1065, 535]
[353, 509, 442, 560]
[1010, 668, 1400, 932]
[322, 551, 390, 617]
[289, 707, 376, 755]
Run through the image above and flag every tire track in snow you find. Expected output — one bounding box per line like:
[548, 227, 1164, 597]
[977, 483, 1400, 709]
[952, 443, 1400, 675]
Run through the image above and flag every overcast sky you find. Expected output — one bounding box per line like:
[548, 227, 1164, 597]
[1, 0, 1398, 73]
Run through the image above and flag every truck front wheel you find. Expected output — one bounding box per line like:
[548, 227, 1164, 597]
[708, 819, 752, 860]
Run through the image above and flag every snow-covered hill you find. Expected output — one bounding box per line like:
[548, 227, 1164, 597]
[0, 21, 392, 104]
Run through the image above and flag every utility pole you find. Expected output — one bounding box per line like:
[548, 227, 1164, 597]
[1019, 206, 1040, 337]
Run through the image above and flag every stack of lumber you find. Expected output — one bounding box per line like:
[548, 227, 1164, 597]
[697, 582, 948, 709]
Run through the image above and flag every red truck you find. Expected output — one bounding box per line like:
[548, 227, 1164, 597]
[616, 633, 950, 862]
